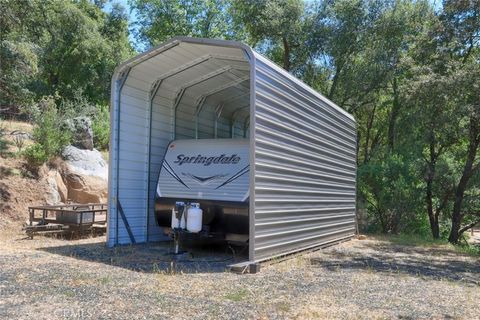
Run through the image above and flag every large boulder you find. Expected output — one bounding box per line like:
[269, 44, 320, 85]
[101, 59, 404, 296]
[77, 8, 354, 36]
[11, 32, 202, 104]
[64, 117, 94, 150]
[44, 169, 68, 204]
[62, 145, 108, 180]
[61, 145, 108, 203]
[62, 173, 107, 203]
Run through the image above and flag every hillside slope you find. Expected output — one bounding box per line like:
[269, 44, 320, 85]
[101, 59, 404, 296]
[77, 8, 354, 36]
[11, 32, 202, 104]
[0, 120, 50, 229]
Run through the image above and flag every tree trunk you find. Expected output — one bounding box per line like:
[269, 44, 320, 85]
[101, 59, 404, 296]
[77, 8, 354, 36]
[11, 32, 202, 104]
[449, 197, 463, 244]
[282, 37, 291, 72]
[387, 78, 400, 153]
[426, 175, 440, 239]
[356, 128, 361, 166]
[459, 218, 480, 235]
[448, 171, 472, 243]
[328, 62, 344, 100]
[448, 118, 480, 243]
[425, 139, 440, 239]
[363, 105, 376, 164]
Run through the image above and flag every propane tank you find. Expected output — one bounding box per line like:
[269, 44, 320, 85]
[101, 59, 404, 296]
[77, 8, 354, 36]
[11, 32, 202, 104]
[171, 207, 186, 229]
[186, 203, 202, 233]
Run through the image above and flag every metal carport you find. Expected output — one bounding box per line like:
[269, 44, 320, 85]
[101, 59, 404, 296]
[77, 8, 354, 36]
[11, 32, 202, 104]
[108, 37, 357, 263]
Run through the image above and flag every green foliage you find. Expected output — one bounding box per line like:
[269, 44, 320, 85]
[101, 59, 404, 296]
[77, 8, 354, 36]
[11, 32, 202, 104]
[92, 104, 110, 150]
[23, 96, 71, 170]
[131, 0, 241, 47]
[231, 0, 309, 71]
[374, 234, 480, 257]
[60, 89, 98, 119]
[375, 233, 444, 247]
[224, 288, 249, 302]
[0, 121, 9, 157]
[0, 40, 38, 108]
[359, 154, 423, 234]
[1, 0, 133, 108]
[455, 243, 480, 257]
[23, 143, 48, 170]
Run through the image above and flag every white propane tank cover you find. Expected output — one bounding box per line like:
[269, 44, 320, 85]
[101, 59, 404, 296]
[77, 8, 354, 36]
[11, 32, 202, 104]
[171, 207, 186, 229]
[186, 203, 202, 233]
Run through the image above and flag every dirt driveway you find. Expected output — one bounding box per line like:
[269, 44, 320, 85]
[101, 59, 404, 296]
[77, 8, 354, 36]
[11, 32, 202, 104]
[0, 231, 478, 320]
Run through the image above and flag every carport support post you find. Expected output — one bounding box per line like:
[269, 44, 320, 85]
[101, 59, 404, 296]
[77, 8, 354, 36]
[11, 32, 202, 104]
[248, 52, 255, 263]
[243, 116, 249, 138]
[114, 67, 130, 246]
[146, 79, 163, 242]
[230, 120, 235, 138]
[173, 88, 186, 140]
[194, 96, 206, 139]
[230, 105, 249, 138]
[214, 104, 224, 138]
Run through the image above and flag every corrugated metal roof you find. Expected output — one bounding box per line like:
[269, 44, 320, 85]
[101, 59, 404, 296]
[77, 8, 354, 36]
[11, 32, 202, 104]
[122, 41, 251, 126]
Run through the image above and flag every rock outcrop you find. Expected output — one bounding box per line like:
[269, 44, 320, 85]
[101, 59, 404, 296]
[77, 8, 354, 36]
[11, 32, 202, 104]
[64, 117, 94, 150]
[61, 146, 108, 203]
[44, 169, 68, 204]
[42, 146, 108, 205]
[62, 146, 108, 180]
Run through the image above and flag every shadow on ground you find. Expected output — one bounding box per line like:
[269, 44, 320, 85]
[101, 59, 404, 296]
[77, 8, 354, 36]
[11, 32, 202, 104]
[310, 241, 480, 285]
[39, 239, 248, 274]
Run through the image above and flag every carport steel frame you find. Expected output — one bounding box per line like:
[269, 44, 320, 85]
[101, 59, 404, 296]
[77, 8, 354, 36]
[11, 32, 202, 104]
[108, 37, 357, 265]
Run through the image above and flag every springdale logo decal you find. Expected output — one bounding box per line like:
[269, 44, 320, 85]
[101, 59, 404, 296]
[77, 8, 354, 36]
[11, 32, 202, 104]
[162, 160, 249, 190]
[174, 154, 241, 166]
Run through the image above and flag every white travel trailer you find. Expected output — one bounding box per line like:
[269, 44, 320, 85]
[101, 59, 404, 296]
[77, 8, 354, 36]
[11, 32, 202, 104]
[108, 37, 357, 266]
[155, 139, 251, 243]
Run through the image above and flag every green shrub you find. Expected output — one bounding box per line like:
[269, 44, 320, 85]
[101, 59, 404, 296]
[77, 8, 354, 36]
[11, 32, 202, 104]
[92, 104, 110, 150]
[0, 121, 8, 156]
[22, 96, 71, 169]
[60, 89, 97, 118]
[358, 154, 423, 234]
[23, 143, 48, 169]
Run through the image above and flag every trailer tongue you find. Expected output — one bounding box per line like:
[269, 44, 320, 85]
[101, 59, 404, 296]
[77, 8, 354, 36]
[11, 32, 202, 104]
[155, 139, 250, 245]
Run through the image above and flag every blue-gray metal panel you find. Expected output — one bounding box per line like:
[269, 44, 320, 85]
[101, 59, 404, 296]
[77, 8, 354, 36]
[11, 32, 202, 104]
[146, 96, 172, 241]
[114, 84, 149, 244]
[107, 69, 121, 247]
[252, 56, 356, 261]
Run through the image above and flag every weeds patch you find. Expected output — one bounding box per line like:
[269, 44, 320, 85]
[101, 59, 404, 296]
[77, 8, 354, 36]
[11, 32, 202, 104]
[224, 288, 249, 302]
[371, 234, 480, 257]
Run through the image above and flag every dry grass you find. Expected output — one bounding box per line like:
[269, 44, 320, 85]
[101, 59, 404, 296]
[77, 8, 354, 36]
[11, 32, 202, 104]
[0, 119, 34, 155]
[1, 119, 34, 134]
[0, 231, 478, 320]
[0, 120, 49, 229]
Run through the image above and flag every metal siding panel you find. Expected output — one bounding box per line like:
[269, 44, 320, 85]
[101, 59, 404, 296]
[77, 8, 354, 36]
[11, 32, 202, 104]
[116, 85, 149, 244]
[108, 70, 121, 247]
[253, 58, 356, 261]
[255, 91, 355, 153]
[146, 97, 172, 240]
[248, 51, 257, 262]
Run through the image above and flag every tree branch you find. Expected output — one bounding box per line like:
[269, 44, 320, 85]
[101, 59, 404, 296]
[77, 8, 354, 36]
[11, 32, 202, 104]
[459, 218, 480, 235]
[435, 188, 452, 217]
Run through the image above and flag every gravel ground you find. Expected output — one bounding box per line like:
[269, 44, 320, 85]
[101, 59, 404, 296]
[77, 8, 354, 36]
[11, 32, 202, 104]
[0, 230, 478, 320]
